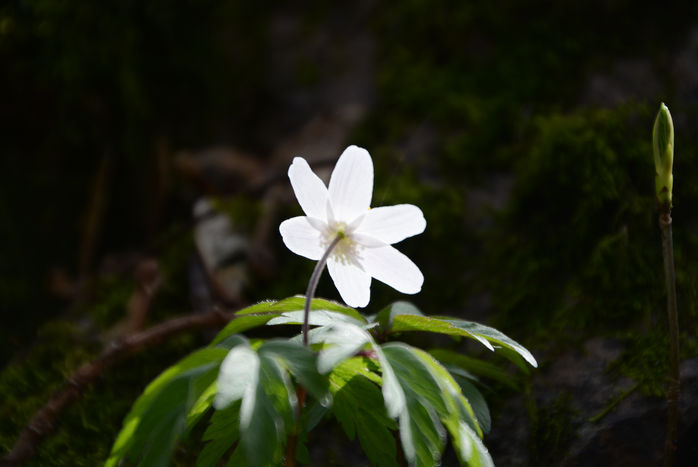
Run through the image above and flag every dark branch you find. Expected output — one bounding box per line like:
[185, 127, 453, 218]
[1, 310, 235, 467]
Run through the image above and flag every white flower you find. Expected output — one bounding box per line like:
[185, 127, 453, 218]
[279, 145, 426, 308]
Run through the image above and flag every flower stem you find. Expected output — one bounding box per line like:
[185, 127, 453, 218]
[659, 208, 680, 466]
[284, 235, 343, 466]
[302, 234, 343, 346]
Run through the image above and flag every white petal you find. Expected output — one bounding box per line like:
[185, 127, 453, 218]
[279, 216, 325, 260]
[360, 245, 423, 294]
[351, 232, 387, 248]
[355, 204, 426, 245]
[327, 256, 371, 308]
[328, 145, 373, 222]
[288, 157, 329, 219]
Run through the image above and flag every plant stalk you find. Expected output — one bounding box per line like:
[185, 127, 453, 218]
[660, 209, 680, 466]
[302, 234, 343, 346]
[285, 235, 342, 466]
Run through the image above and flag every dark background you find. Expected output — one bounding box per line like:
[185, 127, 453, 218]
[2, 1, 698, 465]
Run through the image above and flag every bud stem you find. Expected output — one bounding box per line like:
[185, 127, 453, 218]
[660, 208, 680, 466]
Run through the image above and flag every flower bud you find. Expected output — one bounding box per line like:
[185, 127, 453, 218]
[653, 103, 674, 206]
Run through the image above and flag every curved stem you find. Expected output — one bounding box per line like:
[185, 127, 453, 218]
[302, 234, 343, 346]
[660, 209, 680, 466]
[284, 235, 342, 466]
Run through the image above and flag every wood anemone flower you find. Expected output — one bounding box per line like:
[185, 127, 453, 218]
[279, 145, 426, 308]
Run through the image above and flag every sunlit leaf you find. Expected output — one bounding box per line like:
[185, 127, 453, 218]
[211, 337, 336, 467]
[329, 358, 398, 467]
[214, 338, 258, 411]
[448, 367, 491, 434]
[381, 343, 494, 467]
[266, 309, 365, 327]
[312, 322, 372, 374]
[237, 296, 365, 323]
[239, 353, 295, 467]
[429, 348, 520, 390]
[259, 339, 331, 407]
[106, 347, 228, 467]
[210, 314, 277, 346]
[390, 314, 537, 368]
[196, 401, 241, 467]
[376, 301, 425, 333]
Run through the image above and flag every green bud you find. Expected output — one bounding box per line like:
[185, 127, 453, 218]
[653, 102, 674, 206]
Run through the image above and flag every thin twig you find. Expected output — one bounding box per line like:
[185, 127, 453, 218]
[660, 209, 680, 466]
[1, 310, 235, 467]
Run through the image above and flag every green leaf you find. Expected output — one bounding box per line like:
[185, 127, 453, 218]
[382, 343, 482, 437]
[448, 368, 491, 434]
[239, 354, 295, 467]
[312, 322, 372, 374]
[106, 347, 228, 467]
[447, 420, 494, 467]
[399, 394, 445, 467]
[259, 339, 331, 407]
[429, 348, 520, 390]
[329, 358, 398, 467]
[311, 321, 405, 418]
[214, 338, 258, 411]
[376, 301, 425, 333]
[390, 315, 537, 368]
[187, 336, 249, 430]
[210, 314, 277, 346]
[266, 309, 366, 328]
[212, 340, 302, 467]
[197, 401, 241, 467]
[210, 297, 365, 346]
[237, 296, 365, 323]
[381, 343, 494, 467]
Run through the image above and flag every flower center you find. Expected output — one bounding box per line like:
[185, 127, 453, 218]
[324, 221, 361, 266]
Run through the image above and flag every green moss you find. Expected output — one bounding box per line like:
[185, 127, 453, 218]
[606, 331, 698, 398]
[0, 318, 203, 465]
[528, 392, 578, 465]
[477, 106, 698, 346]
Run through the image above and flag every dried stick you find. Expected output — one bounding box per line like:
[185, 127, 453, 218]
[1, 310, 234, 467]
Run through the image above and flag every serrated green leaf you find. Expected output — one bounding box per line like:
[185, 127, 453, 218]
[212, 340, 298, 467]
[305, 401, 328, 431]
[446, 420, 494, 467]
[449, 370, 491, 434]
[197, 401, 241, 467]
[238, 296, 365, 323]
[106, 347, 228, 467]
[382, 344, 481, 437]
[259, 339, 331, 407]
[210, 315, 277, 346]
[377, 301, 424, 333]
[399, 396, 445, 467]
[214, 338, 257, 411]
[226, 444, 248, 467]
[429, 348, 520, 390]
[381, 343, 494, 467]
[356, 414, 399, 467]
[239, 354, 294, 467]
[210, 297, 364, 346]
[390, 315, 537, 368]
[312, 322, 372, 374]
[312, 322, 405, 419]
[266, 309, 365, 328]
[329, 358, 398, 467]
[186, 381, 217, 430]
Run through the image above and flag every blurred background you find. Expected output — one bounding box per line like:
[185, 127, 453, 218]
[2, 0, 698, 465]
